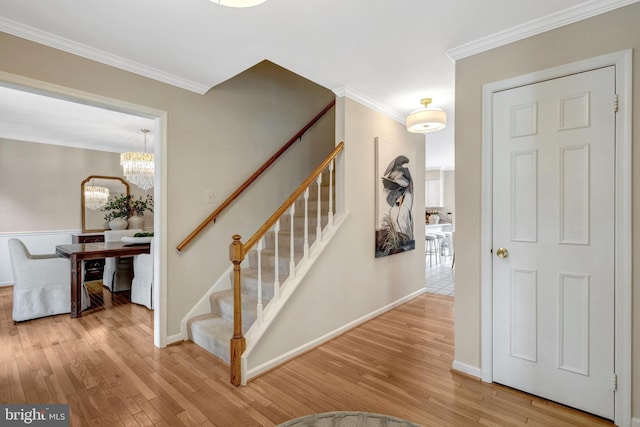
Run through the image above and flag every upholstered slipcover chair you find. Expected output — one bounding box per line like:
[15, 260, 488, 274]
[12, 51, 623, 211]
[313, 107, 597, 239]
[131, 237, 153, 309]
[103, 229, 142, 292]
[9, 238, 90, 322]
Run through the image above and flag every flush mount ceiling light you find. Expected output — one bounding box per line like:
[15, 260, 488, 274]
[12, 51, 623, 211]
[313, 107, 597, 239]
[121, 129, 154, 191]
[406, 98, 447, 133]
[209, 0, 267, 7]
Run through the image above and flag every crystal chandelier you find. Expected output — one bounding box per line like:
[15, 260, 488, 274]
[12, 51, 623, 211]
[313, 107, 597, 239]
[84, 182, 109, 210]
[121, 129, 154, 191]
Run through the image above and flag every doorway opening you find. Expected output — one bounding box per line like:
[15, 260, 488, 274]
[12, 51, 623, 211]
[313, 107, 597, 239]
[425, 168, 455, 296]
[0, 70, 168, 348]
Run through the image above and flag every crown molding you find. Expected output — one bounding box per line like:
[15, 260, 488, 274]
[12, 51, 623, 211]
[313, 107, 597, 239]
[446, 0, 640, 61]
[0, 16, 210, 94]
[333, 86, 405, 125]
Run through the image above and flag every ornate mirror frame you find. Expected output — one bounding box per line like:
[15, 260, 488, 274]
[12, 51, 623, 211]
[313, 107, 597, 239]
[81, 175, 130, 232]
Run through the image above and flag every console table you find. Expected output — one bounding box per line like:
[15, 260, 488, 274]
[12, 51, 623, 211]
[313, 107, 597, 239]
[72, 233, 105, 282]
[56, 242, 150, 318]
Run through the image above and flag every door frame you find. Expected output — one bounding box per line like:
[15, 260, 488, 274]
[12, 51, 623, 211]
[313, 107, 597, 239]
[0, 70, 170, 349]
[480, 49, 632, 425]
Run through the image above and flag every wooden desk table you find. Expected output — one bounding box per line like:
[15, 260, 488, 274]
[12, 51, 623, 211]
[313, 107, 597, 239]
[56, 242, 151, 318]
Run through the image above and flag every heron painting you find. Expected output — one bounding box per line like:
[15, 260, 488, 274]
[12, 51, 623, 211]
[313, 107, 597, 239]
[375, 137, 415, 258]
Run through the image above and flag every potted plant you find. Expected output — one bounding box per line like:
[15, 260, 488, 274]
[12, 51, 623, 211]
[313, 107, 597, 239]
[101, 194, 153, 230]
[128, 194, 153, 229]
[102, 194, 130, 230]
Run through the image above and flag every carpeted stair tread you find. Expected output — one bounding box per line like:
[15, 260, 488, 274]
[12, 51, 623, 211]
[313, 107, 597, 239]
[188, 315, 233, 364]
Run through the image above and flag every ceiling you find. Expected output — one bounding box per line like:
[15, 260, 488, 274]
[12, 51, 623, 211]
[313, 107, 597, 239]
[0, 0, 635, 169]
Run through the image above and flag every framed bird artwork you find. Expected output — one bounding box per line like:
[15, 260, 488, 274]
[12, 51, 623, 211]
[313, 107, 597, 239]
[374, 137, 416, 258]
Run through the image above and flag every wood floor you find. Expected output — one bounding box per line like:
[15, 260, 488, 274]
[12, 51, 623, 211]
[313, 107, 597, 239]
[0, 285, 613, 426]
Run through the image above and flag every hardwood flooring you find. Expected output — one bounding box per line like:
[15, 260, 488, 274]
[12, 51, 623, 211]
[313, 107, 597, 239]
[0, 286, 613, 426]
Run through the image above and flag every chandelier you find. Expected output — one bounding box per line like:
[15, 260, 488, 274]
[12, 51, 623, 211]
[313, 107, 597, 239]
[406, 98, 447, 133]
[84, 182, 109, 210]
[121, 129, 154, 191]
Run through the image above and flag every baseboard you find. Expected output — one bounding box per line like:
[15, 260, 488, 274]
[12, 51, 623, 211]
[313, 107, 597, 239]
[451, 360, 482, 379]
[245, 286, 427, 382]
[165, 333, 186, 346]
[632, 417, 640, 427]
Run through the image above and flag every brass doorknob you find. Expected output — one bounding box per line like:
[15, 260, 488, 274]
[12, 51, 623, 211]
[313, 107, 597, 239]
[496, 247, 509, 259]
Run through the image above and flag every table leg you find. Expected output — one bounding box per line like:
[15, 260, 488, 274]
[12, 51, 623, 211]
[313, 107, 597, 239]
[70, 255, 83, 318]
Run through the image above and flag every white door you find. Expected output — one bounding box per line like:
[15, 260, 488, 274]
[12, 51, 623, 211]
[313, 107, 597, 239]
[492, 66, 616, 419]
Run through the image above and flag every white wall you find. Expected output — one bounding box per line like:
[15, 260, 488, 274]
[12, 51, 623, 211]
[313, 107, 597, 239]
[246, 97, 426, 370]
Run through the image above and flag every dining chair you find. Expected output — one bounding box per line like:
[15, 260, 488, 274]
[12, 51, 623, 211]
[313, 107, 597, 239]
[8, 238, 90, 321]
[103, 229, 142, 292]
[131, 237, 153, 309]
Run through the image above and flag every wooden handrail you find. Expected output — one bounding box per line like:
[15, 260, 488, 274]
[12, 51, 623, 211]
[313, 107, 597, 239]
[229, 141, 344, 386]
[243, 141, 344, 253]
[176, 99, 336, 252]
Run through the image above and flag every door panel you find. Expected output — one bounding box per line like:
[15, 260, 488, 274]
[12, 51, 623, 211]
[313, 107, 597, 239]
[492, 66, 615, 419]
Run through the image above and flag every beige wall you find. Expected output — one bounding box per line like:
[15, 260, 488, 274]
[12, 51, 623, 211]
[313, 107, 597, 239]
[0, 138, 153, 231]
[454, 2, 639, 418]
[247, 97, 426, 370]
[0, 34, 335, 336]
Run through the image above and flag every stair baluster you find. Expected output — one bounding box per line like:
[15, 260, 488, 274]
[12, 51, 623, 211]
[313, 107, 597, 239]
[289, 204, 296, 278]
[316, 174, 323, 242]
[329, 160, 334, 227]
[303, 187, 310, 259]
[256, 237, 263, 325]
[273, 219, 280, 300]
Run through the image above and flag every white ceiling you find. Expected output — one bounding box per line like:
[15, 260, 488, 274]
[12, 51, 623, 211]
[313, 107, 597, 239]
[0, 0, 635, 168]
[0, 85, 155, 153]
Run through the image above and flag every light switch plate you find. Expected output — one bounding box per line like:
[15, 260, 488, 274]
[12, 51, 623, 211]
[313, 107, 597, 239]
[205, 190, 215, 204]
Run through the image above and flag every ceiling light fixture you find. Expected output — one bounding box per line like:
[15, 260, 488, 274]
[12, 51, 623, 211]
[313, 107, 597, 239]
[406, 98, 446, 133]
[121, 129, 154, 191]
[209, 0, 267, 7]
[84, 181, 109, 210]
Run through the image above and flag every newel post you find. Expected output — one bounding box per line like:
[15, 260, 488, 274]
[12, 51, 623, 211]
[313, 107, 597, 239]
[229, 234, 246, 386]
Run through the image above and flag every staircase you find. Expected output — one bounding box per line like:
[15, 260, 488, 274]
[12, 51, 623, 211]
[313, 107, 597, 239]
[187, 172, 333, 365]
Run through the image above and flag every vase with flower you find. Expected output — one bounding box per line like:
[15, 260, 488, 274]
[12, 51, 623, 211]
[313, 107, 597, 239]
[427, 210, 440, 224]
[101, 194, 153, 230]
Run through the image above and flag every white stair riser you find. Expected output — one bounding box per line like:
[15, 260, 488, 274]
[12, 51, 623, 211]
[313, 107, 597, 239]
[242, 275, 276, 301]
[210, 290, 262, 331]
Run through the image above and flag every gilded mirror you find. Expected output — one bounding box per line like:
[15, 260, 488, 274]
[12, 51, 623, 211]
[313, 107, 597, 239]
[81, 175, 129, 232]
